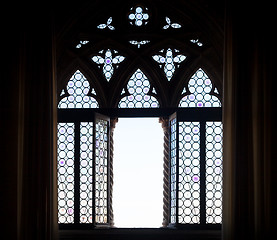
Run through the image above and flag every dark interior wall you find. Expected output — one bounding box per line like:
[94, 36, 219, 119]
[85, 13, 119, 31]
[2, 4, 57, 240]
[223, 1, 276, 239]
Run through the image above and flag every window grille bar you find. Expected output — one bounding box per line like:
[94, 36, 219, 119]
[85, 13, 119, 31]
[92, 119, 96, 225]
[175, 120, 180, 224]
[74, 122, 81, 224]
[200, 121, 206, 225]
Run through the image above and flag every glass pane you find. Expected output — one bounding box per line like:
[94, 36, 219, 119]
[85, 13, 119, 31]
[206, 122, 223, 224]
[163, 17, 182, 29]
[178, 122, 200, 224]
[95, 118, 109, 224]
[58, 70, 99, 109]
[97, 17, 115, 30]
[118, 69, 159, 108]
[57, 123, 75, 223]
[128, 6, 149, 26]
[92, 49, 125, 82]
[80, 122, 93, 223]
[153, 48, 186, 81]
[129, 40, 150, 48]
[179, 68, 221, 107]
[170, 117, 177, 224]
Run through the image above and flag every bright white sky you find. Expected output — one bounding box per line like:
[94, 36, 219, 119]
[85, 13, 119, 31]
[113, 118, 164, 228]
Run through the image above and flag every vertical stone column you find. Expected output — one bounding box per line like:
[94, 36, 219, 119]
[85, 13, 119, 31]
[159, 117, 170, 227]
[109, 118, 118, 227]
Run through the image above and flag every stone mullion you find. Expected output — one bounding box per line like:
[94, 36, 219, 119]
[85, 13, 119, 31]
[160, 117, 170, 227]
[109, 118, 118, 227]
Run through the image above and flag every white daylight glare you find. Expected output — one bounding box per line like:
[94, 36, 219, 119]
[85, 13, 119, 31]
[113, 118, 164, 228]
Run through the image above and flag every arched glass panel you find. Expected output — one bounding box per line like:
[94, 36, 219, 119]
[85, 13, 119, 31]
[179, 68, 221, 107]
[118, 69, 159, 108]
[58, 70, 99, 109]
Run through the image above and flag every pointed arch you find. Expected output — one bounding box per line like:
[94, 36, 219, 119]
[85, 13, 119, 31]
[109, 54, 167, 107]
[118, 69, 160, 108]
[178, 68, 221, 107]
[58, 70, 99, 109]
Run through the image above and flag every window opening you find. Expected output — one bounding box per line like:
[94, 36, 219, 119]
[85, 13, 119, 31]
[152, 48, 186, 81]
[92, 49, 125, 82]
[118, 69, 159, 108]
[113, 118, 163, 227]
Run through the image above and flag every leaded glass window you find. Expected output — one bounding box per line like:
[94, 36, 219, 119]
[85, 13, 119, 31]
[205, 122, 223, 224]
[178, 121, 201, 224]
[169, 70, 222, 227]
[80, 122, 93, 223]
[118, 69, 159, 108]
[128, 6, 149, 26]
[153, 48, 186, 81]
[129, 40, 150, 48]
[179, 68, 221, 108]
[57, 0, 223, 231]
[163, 17, 182, 29]
[58, 70, 111, 227]
[58, 123, 75, 223]
[97, 17, 115, 30]
[57, 115, 110, 226]
[169, 114, 222, 227]
[92, 49, 125, 82]
[58, 70, 99, 109]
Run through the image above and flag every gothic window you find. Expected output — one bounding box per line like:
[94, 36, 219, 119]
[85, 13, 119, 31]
[57, 1, 222, 230]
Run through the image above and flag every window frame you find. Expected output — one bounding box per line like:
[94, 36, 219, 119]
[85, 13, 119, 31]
[57, 106, 222, 230]
[168, 108, 222, 230]
[58, 110, 111, 229]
